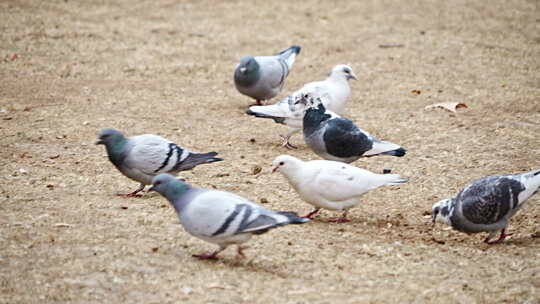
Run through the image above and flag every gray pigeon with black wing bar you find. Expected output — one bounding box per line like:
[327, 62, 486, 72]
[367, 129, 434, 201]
[432, 169, 540, 244]
[234, 45, 301, 105]
[298, 93, 406, 163]
[96, 128, 223, 197]
[149, 174, 309, 260]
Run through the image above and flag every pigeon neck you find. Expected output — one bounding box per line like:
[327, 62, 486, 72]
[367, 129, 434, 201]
[235, 58, 260, 87]
[327, 73, 347, 84]
[165, 183, 191, 212]
[441, 198, 456, 225]
[106, 137, 128, 166]
[303, 105, 331, 134]
[283, 163, 303, 184]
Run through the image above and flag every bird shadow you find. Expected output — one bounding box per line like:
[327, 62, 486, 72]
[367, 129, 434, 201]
[195, 256, 295, 278]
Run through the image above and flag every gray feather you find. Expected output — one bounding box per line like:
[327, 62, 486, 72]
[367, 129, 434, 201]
[234, 45, 301, 102]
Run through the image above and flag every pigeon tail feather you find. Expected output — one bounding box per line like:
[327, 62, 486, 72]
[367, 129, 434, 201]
[276, 45, 301, 69]
[382, 174, 408, 185]
[174, 152, 223, 171]
[245, 109, 285, 124]
[277, 211, 310, 224]
[381, 147, 407, 157]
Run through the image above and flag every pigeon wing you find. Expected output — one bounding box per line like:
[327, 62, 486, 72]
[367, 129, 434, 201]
[310, 162, 389, 201]
[458, 175, 525, 225]
[183, 191, 294, 238]
[124, 135, 178, 175]
[256, 56, 289, 90]
[322, 118, 373, 158]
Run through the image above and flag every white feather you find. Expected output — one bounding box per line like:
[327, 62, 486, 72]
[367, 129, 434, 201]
[273, 155, 406, 211]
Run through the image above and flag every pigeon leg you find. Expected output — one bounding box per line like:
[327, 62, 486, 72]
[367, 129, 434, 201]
[248, 99, 264, 107]
[279, 135, 297, 149]
[236, 245, 249, 259]
[328, 210, 351, 223]
[117, 183, 145, 198]
[303, 208, 321, 219]
[192, 246, 226, 260]
[484, 229, 512, 244]
[280, 129, 301, 149]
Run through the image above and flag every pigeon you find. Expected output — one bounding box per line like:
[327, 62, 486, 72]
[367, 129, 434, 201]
[234, 45, 301, 106]
[272, 155, 408, 222]
[149, 173, 309, 259]
[246, 64, 357, 148]
[96, 128, 223, 197]
[298, 93, 406, 163]
[432, 169, 540, 244]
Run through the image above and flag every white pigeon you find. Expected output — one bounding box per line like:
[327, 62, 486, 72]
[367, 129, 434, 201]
[96, 128, 223, 197]
[246, 64, 357, 148]
[150, 174, 309, 260]
[234, 45, 301, 105]
[432, 169, 540, 244]
[272, 155, 407, 222]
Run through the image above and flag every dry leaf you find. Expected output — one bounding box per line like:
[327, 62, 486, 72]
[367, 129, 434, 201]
[54, 223, 71, 228]
[251, 165, 262, 175]
[425, 102, 468, 113]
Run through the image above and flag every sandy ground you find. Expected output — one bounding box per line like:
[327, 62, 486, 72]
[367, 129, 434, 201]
[1, 0, 539, 303]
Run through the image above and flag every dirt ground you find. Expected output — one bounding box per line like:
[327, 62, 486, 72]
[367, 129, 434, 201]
[1, 0, 539, 303]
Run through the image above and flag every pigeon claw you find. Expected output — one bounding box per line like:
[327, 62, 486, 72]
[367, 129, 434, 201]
[280, 135, 297, 149]
[327, 210, 350, 223]
[116, 192, 143, 198]
[236, 246, 248, 259]
[192, 252, 220, 260]
[248, 99, 264, 107]
[303, 208, 321, 219]
[327, 217, 351, 223]
[484, 229, 512, 244]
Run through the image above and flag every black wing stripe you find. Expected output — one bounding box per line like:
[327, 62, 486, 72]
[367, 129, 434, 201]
[212, 204, 243, 236]
[154, 143, 176, 173]
[277, 59, 288, 87]
[238, 206, 254, 231]
[173, 144, 184, 167]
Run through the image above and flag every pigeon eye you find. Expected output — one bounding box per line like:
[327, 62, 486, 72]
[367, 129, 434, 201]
[279, 161, 284, 166]
[155, 181, 161, 186]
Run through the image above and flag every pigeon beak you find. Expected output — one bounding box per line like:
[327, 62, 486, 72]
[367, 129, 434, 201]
[271, 166, 278, 173]
[240, 67, 247, 73]
[294, 97, 307, 105]
[148, 186, 155, 192]
[347, 72, 358, 80]
[95, 140, 103, 145]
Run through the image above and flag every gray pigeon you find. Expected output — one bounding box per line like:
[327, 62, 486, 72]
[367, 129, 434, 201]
[298, 93, 406, 163]
[96, 128, 223, 197]
[149, 174, 309, 260]
[246, 64, 357, 148]
[234, 45, 301, 105]
[432, 169, 540, 244]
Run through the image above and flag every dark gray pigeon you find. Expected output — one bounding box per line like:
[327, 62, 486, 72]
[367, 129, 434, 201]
[234, 45, 301, 105]
[432, 169, 540, 244]
[149, 174, 309, 260]
[299, 93, 406, 163]
[96, 128, 223, 197]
